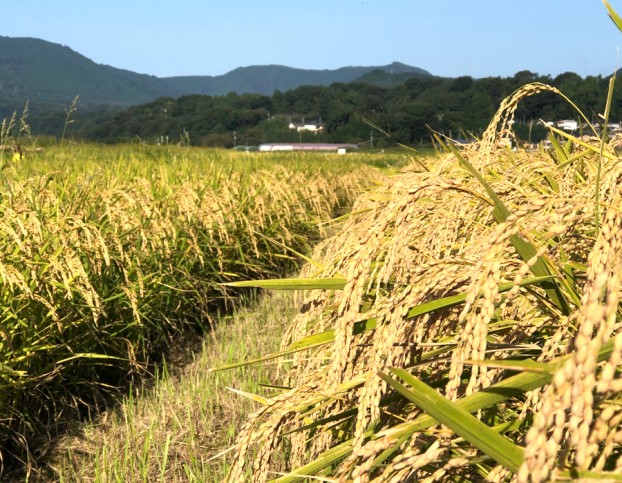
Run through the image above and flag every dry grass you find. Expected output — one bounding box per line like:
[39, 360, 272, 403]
[50, 290, 298, 483]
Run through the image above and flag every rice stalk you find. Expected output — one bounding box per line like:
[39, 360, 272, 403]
[226, 79, 622, 482]
[0, 144, 378, 477]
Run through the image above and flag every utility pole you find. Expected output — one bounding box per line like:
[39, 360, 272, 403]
[233, 130, 237, 147]
[370, 130, 374, 149]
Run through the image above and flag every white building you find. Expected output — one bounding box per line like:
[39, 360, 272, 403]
[259, 143, 358, 152]
[556, 120, 578, 131]
[288, 119, 324, 133]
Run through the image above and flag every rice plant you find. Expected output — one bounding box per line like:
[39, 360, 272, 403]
[0, 144, 379, 478]
[222, 49, 622, 483]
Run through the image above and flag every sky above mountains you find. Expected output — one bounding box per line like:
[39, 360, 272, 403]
[4, 1, 622, 79]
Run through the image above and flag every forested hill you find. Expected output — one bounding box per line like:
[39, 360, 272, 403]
[0, 36, 429, 108]
[71, 70, 618, 147]
[0, 37, 181, 106]
[2, 37, 616, 148]
[164, 62, 431, 96]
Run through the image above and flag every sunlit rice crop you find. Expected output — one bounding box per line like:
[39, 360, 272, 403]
[0, 144, 380, 476]
[226, 80, 622, 481]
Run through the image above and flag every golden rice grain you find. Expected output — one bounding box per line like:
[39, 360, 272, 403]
[230, 82, 622, 481]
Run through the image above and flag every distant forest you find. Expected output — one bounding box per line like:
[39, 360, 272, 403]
[22, 70, 622, 147]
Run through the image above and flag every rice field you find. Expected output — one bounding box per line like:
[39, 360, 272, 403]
[45, 82, 622, 483]
[216, 83, 622, 481]
[0, 143, 383, 479]
[7, 81, 622, 482]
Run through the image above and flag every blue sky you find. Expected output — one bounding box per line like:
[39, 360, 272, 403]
[3, 1, 622, 79]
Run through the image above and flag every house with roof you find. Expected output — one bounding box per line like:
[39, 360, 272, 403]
[556, 119, 578, 131]
[288, 118, 325, 133]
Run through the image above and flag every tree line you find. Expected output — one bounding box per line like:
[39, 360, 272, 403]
[23, 70, 622, 147]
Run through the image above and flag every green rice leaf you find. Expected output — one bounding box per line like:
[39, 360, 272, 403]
[271, 432, 371, 483]
[380, 336, 617, 442]
[547, 125, 616, 161]
[0, 364, 28, 378]
[548, 131, 569, 164]
[222, 277, 347, 290]
[604, 0, 622, 32]
[446, 140, 571, 315]
[280, 335, 619, 481]
[55, 353, 126, 364]
[226, 386, 270, 405]
[405, 275, 555, 319]
[208, 331, 333, 372]
[211, 275, 555, 372]
[253, 229, 327, 271]
[282, 367, 552, 482]
[463, 358, 558, 374]
[380, 368, 524, 473]
[595, 73, 617, 237]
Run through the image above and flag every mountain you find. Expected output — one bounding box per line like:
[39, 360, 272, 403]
[353, 68, 429, 88]
[0, 36, 181, 107]
[0, 36, 431, 108]
[165, 62, 431, 96]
